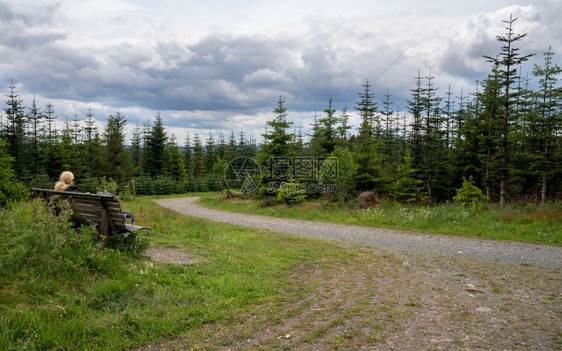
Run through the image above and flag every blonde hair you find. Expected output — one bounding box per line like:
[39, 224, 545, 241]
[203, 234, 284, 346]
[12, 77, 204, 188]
[54, 171, 74, 191]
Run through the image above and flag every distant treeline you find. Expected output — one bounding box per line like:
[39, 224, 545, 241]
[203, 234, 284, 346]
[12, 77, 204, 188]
[1, 15, 560, 205]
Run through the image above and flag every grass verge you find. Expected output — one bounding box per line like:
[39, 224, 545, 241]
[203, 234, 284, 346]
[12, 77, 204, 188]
[197, 193, 562, 245]
[0, 196, 342, 350]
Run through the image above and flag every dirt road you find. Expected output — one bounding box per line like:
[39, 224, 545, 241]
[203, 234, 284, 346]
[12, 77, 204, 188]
[155, 197, 562, 268]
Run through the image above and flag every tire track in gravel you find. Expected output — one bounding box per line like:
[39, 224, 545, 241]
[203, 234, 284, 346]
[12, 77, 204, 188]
[154, 197, 562, 268]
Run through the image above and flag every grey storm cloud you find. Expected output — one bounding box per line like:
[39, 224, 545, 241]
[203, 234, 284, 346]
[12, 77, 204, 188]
[1, 0, 560, 140]
[0, 2, 66, 50]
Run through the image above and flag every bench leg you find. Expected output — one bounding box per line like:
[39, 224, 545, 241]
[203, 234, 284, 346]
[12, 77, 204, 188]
[99, 210, 110, 236]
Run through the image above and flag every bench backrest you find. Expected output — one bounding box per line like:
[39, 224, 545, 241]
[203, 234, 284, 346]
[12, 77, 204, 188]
[32, 188, 130, 235]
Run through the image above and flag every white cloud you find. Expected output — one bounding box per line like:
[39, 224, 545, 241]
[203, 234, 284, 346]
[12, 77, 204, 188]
[1, 0, 560, 141]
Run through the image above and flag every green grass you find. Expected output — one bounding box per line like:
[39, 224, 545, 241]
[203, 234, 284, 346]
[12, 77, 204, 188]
[197, 194, 562, 245]
[0, 196, 343, 350]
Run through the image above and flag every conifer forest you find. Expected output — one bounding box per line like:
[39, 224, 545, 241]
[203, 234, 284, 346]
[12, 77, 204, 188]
[1, 16, 560, 206]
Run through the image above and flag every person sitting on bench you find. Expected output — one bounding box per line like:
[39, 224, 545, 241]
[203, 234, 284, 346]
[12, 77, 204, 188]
[54, 171, 77, 192]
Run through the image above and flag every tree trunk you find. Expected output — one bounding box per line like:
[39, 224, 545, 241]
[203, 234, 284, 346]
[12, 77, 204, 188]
[541, 173, 547, 206]
[485, 163, 490, 200]
[500, 177, 506, 206]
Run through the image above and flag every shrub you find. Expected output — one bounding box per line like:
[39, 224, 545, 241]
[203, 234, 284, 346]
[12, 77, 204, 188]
[389, 157, 427, 204]
[134, 175, 154, 195]
[96, 176, 119, 195]
[453, 177, 489, 207]
[78, 176, 101, 193]
[0, 199, 116, 282]
[277, 180, 307, 206]
[119, 182, 134, 201]
[153, 176, 178, 195]
[0, 142, 29, 209]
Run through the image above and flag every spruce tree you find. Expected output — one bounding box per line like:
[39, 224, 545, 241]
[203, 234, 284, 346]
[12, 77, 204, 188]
[192, 132, 206, 177]
[471, 65, 503, 200]
[261, 96, 294, 158]
[355, 80, 377, 138]
[420, 68, 446, 202]
[225, 130, 237, 161]
[3, 81, 27, 177]
[483, 14, 533, 205]
[314, 98, 338, 156]
[44, 101, 56, 144]
[381, 89, 395, 159]
[531, 46, 561, 204]
[130, 124, 143, 176]
[407, 70, 424, 175]
[145, 112, 167, 177]
[259, 96, 295, 187]
[103, 110, 131, 181]
[183, 132, 193, 177]
[205, 130, 217, 172]
[0, 141, 28, 207]
[353, 81, 383, 192]
[166, 136, 187, 181]
[338, 105, 351, 141]
[28, 94, 43, 175]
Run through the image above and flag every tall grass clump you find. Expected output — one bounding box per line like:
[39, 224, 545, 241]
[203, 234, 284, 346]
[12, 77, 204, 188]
[0, 199, 120, 283]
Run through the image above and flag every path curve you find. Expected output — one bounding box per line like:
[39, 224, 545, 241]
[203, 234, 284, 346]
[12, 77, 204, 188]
[154, 197, 562, 268]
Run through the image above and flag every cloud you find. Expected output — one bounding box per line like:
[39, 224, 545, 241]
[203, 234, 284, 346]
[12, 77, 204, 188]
[1, 0, 560, 145]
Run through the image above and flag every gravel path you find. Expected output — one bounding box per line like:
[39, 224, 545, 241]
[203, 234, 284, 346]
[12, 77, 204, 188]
[155, 197, 562, 268]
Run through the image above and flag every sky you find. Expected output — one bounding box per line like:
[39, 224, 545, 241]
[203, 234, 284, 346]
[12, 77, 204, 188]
[1, 0, 561, 143]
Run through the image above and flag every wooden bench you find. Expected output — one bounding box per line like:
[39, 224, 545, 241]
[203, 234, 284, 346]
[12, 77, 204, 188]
[32, 188, 150, 236]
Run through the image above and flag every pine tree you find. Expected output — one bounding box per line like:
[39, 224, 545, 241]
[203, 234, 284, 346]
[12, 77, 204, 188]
[145, 112, 167, 177]
[103, 110, 131, 181]
[0, 141, 28, 207]
[381, 90, 395, 160]
[473, 65, 503, 200]
[84, 107, 96, 144]
[355, 80, 377, 139]
[225, 130, 236, 161]
[71, 114, 81, 144]
[130, 123, 143, 176]
[307, 110, 322, 156]
[261, 96, 294, 158]
[313, 98, 338, 156]
[44, 101, 57, 144]
[59, 117, 75, 171]
[205, 130, 217, 172]
[483, 14, 534, 205]
[420, 68, 446, 202]
[82, 108, 102, 177]
[3, 81, 27, 177]
[28, 94, 43, 175]
[183, 132, 193, 177]
[166, 136, 187, 181]
[353, 81, 383, 192]
[407, 70, 424, 174]
[259, 96, 295, 187]
[443, 86, 454, 149]
[531, 46, 561, 204]
[88, 131, 105, 178]
[338, 105, 351, 141]
[192, 132, 206, 177]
